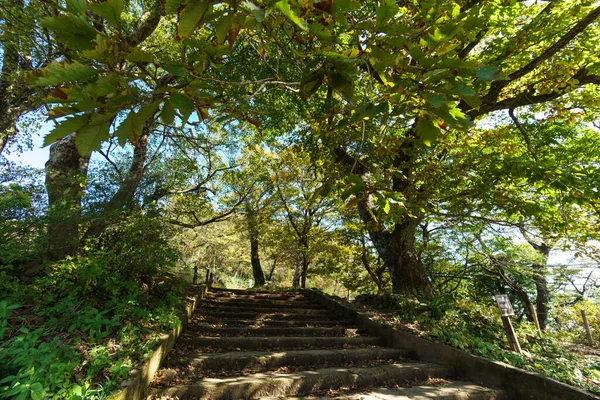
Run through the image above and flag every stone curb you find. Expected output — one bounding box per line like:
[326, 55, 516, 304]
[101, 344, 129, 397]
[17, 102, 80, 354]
[107, 284, 208, 400]
[302, 288, 600, 400]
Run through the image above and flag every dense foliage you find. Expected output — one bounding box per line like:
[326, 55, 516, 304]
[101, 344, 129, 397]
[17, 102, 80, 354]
[2, 0, 600, 397]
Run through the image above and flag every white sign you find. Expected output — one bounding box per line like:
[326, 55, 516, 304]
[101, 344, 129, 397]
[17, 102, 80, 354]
[495, 294, 515, 317]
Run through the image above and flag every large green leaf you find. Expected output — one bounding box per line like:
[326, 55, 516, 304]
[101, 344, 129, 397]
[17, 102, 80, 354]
[161, 100, 176, 125]
[37, 61, 97, 86]
[216, 15, 233, 45]
[75, 121, 111, 155]
[276, 0, 309, 31]
[43, 114, 90, 147]
[171, 93, 194, 123]
[115, 112, 135, 146]
[417, 118, 440, 147]
[243, 1, 265, 22]
[89, 0, 124, 28]
[177, 1, 211, 41]
[133, 101, 160, 133]
[41, 15, 97, 50]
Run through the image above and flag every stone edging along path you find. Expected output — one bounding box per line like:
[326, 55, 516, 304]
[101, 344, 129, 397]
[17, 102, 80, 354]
[107, 284, 208, 400]
[301, 288, 600, 400]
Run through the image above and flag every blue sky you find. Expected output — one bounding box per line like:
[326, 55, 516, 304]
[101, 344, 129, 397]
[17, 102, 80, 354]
[5, 121, 52, 169]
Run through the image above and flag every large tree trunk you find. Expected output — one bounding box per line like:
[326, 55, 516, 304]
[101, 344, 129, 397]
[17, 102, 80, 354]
[357, 195, 431, 296]
[45, 135, 90, 260]
[246, 202, 266, 287]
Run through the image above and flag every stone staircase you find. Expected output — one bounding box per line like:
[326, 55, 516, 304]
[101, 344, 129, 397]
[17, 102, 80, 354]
[150, 288, 506, 399]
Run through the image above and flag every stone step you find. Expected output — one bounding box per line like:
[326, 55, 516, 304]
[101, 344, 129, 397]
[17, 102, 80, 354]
[260, 381, 507, 399]
[155, 362, 452, 399]
[199, 300, 326, 310]
[209, 288, 301, 297]
[177, 335, 382, 351]
[190, 318, 355, 327]
[186, 325, 357, 337]
[208, 293, 310, 301]
[164, 347, 410, 374]
[203, 298, 321, 307]
[199, 303, 329, 314]
[199, 311, 340, 321]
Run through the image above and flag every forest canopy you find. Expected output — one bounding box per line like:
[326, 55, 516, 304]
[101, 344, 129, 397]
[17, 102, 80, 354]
[3, 0, 600, 398]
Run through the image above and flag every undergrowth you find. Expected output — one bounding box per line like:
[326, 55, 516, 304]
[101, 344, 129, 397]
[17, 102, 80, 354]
[0, 251, 187, 400]
[355, 293, 600, 395]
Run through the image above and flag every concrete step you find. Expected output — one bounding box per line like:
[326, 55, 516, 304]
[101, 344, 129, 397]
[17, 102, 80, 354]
[199, 300, 326, 310]
[177, 335, 382, 351]
[199, 311, 341, 321]
[155, 362, 452, 399]
[164, 347, 410, 374]
[207, 293, 310, 301]
[199, 303, 329, 314]
[186, 325, 358, 337]
[190, 318, 355, 327]
[260, 381, 507, 399]
[209, 288, 300, 297]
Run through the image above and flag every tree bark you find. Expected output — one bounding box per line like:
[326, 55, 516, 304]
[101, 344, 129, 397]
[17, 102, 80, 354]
[246, 202, 266, 287]
[45, 135, 90, 260]
[531, 243, 551, 330]
[83, 121, 153, 241]
[292, 253, 302, 288]
[356, 194, 431, 295]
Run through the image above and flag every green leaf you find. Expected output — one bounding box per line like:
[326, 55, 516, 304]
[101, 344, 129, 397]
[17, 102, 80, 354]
[89, 0, 124, 27]
[333, 0, 355, 24]
[166, 0, 184, 14]
[66, 0, 86, 15]
[383, 200, 391, 214]
[75, 121, 110, 155]
[41, 15, 97, 50]
[417, 118, 440, 147]
[44, 115, 90, 146]
[476, 65, 508, 81]
[216, 15, 233, 44]
[115, 112, 135, 146]
[125, 48, 154, 63]
[161, 63, 187, 76]
[243, 1, 265, 22]
[171, 93, 194, 123]
[133, 101, 160, 133]
[347, 175, 362, 184]
[423, 92, 447, 108]
[376, 0, 398, 25]
[300, 70, 324, 100]
[177, 1, 211, 41]
[276, 0, 309, 31]
[37, 61, 96, 86]
[161, 100, 176, 125]
[319, 184, 334, 197]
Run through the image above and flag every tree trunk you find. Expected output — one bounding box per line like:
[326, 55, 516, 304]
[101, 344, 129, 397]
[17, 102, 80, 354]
[292, 253, 301, 288]
[45, 135, 90, 260]
[532, 244, 551, 330]
[357, 195, 431, 296]
[300, 250, 309, 288]
[361, 247, 382, 291]
[83, 123, 152, 240]
[0, 2, 32, 156]
[246, 203, 265, 287]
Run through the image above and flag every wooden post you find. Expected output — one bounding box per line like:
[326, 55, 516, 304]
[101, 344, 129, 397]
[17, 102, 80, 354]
[529, 303, 542, 336]
[581, 309, 594, 347]
[501, 316, 522, 354]
[495, 294, 522, 355]
[193, 265, 198, 284]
